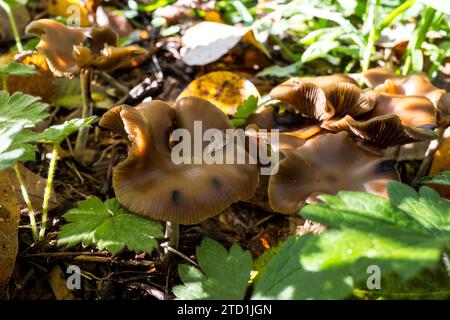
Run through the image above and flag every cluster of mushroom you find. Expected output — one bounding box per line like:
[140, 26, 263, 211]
[100, 70, 447, 225]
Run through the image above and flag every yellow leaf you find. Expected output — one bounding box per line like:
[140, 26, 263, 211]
[47, 0, 90, 27]
[177, 71, 260, 115]
[429, 129, 450, 199]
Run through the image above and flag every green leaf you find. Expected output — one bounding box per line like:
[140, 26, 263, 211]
[256, 62, 303, 78]
[420, 171, 450, 186]
[0, 92, 49, 169]
[234, 95, 258, 118]
[0, 91, 49, 131]
[35, 117, 97, 144]
[0, 62, 36, 77]
[253, 181, 450, 300]
[58, 197, 164, 255]
[173, 239, 252, 300]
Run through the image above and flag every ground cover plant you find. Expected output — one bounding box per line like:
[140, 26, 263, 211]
[0, 0, 449, 301]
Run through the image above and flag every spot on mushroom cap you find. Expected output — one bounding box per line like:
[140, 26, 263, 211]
[100, 97, 259, 224]
[25, 19, 86, 76]
[268, 132, 399, 213]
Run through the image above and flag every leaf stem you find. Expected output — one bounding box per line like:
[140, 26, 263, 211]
[74, 67, 93, 164]
[403, 6, 436, 75]
[13, 163, 38, 242]
[361, 0, 380, 73]
[0, 0, 23, 51]
[39, 143, 59, 239]
[1, 74, 7, 91]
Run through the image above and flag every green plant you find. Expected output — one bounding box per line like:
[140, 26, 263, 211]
[230, 95, 259, 127]
[58, 197, 164, 255]
[173, 238, 253, 300]
[0, 91, 49, 240]
[253, 181, 450, 299]
[174, 181, 450, 300]
[420, 171, 450, 186]
[0, 87, 95, 241]
[32, 117, 96, 239]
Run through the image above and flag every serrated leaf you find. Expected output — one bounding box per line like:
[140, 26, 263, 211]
[0, 62, 36, 77]
[0, 92, 49, 169]
[58, 197, 164, 255]
[421, 171, 450, 186]
[35, 117, 97, 144]
[253, 181, 450, 300]
[0, 91, 49, 131]
[233, 95, 258, 119]
[173, 238, 252, 300]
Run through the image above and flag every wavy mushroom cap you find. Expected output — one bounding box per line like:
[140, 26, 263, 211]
[26, 19, 146, 75]
[100, 97, 259, 225]
[335, 115, 437, 147]
[268, 132, 399, 213]
[270, 75, 370, 123]
[25, 19, 86, 76]
[368, 93, 436, 129]
[363, 69, 446, 108]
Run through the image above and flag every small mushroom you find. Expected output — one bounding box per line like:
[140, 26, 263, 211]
[26, 19, 148, 163]
[366, 93, 437, 129]
[100, 97, 259, 225]
[362, 68, 447, 109]
[268, 132, 399, 213]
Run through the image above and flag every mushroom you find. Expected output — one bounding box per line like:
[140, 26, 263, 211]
[362, 68, 447, 111]
[26, 19, 148, 163]
[100, 97, 259, 247]
[268, 132, 399, 213]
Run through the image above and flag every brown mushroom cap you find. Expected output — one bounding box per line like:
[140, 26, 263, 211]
[343, 115, 436, 147]
[270, 80, 332, 121]
[268, 132, 399, 213]
[362, 69, 447, 109]
[25, 19, 86, 76]
[367, 93, 436, 129]
[100, 97, 259, 224]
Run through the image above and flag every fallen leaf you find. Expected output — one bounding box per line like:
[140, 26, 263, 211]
[1, 52, 54, 103]
[48, 265, 75, 300]
[181, 21, 269, 66]
[177, 71, 260, 115]
[0, 170, 20, 294]
[47, 0, 90, 27]
[428, 128, 450, 199]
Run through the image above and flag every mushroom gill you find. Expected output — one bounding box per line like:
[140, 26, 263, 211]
[100, 97, 259, 225]
[268, 132, 399, 213]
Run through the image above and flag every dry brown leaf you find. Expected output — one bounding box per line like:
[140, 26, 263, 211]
[177, 71, 260, 115]
[181, 22, 268, 66]
[429, 128, 450, 198]
[0, 170, 20, 294]
[47, 0, 90, 27]
[48, 265, 75, 300]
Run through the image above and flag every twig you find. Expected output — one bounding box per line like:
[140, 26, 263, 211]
[98, 71, 129, 95]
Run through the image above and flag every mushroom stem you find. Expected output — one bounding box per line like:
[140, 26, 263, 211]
[412, 126, 446, 187]
[74, 67, 93, 164]
[164, 221, 179, 251]
[162, 221, 179, 268]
